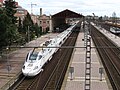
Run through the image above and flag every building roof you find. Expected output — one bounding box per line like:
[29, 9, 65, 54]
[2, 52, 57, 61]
[14, 7, 28, 18]
[0, 0, 3, 7]
[0, 0, 3, 3]
[52, 9, 84, 18]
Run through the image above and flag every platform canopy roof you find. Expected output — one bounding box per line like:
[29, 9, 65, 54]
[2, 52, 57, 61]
[52, 9, 84, 18]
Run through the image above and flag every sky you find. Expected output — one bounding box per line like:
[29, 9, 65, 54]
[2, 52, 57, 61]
[15, 0, 120, 17]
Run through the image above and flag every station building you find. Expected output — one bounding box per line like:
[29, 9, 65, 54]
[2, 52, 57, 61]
[51, 9, 84, 32]
[38, 9, 84, 33]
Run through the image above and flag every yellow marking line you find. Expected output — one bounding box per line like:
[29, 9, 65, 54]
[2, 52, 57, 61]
[72, 62, 100, 64]
[67, 77, 106, 82]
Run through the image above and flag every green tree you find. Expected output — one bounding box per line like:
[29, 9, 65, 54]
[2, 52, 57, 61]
[18, 17, 23, 33]
[0, 0, 19, 49]
[4, 0, 17, 24]
[39, 26, 42, 35]
[0, 9, 11, 48]
[0, 9, 18, 47]
[6, 24, 18, 46]
[23, 13, 33, 26]
[23, 13, 34, 42]
[32, 23, 42, 37]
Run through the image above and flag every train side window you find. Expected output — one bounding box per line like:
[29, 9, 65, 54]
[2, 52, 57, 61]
[49, 49, 52, 53]
[59, 41, 62, 45]
[38, 55, 42, 60]
[63, 38, 65, 41]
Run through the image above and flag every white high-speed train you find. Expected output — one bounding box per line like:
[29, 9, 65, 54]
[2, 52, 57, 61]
[110, 27, 120, 34]
[22, 21, 79, 76]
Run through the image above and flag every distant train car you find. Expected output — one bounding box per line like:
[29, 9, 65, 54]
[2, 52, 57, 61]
[110, 27, 120, 34]
[22, 21, 79, 77]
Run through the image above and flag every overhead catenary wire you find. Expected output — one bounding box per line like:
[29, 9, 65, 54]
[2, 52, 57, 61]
[4, 46, 120, 49]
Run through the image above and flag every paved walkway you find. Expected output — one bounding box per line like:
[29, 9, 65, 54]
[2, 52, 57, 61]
[62, 32, 109, 90]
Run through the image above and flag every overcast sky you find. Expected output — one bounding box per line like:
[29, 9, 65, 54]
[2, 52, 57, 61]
[15, 0, 120, 17]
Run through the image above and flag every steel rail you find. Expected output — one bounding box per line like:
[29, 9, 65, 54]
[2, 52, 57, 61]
[42, 32, 78, 90]
[91, 24, 120, 90]
[55, 33, 78, 89]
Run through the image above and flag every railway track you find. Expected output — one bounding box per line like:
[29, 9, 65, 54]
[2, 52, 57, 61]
[9, 32, 78, 90]
[91, 24, 120, 90]
[42, 32, 78, 90]
[8, 73, 41, 90]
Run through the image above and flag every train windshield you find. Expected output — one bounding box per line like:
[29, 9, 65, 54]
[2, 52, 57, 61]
[29, 53, 38, 62]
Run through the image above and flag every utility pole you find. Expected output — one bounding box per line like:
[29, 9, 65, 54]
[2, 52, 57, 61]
[92, 13, 95, 22]
[28, 26, 30, 42]
[30, 2, 37, 14]
[112, 12, 117, 25]
[92, 13, 95, 17]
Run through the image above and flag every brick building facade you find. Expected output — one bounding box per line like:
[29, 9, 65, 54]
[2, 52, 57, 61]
[38, 14, 50, 32]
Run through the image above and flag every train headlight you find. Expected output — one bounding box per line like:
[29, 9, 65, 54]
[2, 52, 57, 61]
[33, 66, 38, 70]
[22, 66, 25, 69]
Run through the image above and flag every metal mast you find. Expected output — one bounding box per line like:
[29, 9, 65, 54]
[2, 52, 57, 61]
[30, 2, 37, 14]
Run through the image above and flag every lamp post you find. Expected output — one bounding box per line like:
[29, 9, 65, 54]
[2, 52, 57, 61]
[35, 35, 37, 46]
[6, 47, 11, 88]
[27, 26, 30, 42]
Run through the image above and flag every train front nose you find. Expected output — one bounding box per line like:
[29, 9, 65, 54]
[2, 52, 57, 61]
[22, 68, 37, 77]
[22, 68, 29, 76]
[22, 70, 34, 76]
[22, 67, 32, 76]
[22, 63, 35, 76]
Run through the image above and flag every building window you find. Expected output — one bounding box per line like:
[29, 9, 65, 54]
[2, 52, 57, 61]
[47, 21, 49, 24]
[40, 21, 42, 24]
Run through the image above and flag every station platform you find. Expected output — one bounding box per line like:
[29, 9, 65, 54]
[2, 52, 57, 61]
[96, 25, 120, 47]
[0, 33, 58, 89]
[61, 32, 110, 90]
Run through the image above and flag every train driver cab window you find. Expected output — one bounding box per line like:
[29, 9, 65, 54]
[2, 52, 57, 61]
[29, 53, 38, 62]
[26, 53, 29, 62]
